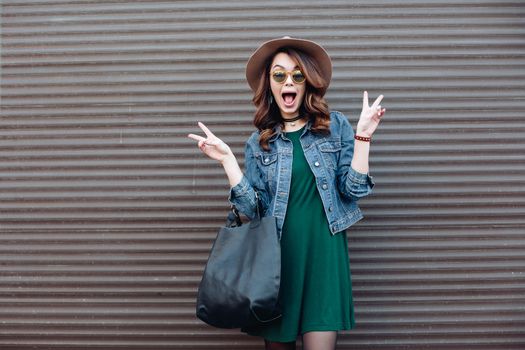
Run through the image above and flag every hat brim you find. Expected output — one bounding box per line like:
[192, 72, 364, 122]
[245, 37, 332, 95]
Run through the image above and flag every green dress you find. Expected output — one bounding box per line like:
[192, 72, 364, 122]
[245, 127, 355, 342]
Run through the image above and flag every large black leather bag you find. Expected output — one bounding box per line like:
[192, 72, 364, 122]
[196, 195, 281, 329]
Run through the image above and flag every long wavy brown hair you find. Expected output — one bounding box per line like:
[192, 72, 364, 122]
[252, 47, 331, 150]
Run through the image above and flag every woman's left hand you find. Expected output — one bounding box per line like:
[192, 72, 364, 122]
[356, 91, 386, 137]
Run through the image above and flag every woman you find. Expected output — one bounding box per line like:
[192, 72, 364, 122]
[188, 36, 385, 350]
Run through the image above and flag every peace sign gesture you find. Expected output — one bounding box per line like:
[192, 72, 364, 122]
[188, 122, 232, 163]
[356, 91, 386, 138]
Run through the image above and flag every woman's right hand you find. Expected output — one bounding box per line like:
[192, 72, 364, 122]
[188, 122, 233, 163]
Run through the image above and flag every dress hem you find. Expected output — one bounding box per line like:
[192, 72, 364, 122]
[244, 323, 355, 343]
[301, 322, 354, 334]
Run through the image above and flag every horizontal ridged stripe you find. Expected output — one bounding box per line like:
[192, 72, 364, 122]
[2, 0, 525, 349]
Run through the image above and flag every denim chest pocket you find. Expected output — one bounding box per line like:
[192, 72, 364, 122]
[318, 139, 341, 170]
[256, 152, 278, 182]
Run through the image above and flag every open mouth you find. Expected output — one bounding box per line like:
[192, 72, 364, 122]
[282, 92, 297, 107]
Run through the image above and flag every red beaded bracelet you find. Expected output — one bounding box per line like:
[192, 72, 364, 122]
[354, 135, 371, 142]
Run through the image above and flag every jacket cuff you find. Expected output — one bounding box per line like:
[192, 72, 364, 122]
[228, 176, 251, 202]
[348, 167, 375, 188]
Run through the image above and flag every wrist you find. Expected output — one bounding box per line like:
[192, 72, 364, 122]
[220, 152, 237, 167]
[355, 127, 371, 138]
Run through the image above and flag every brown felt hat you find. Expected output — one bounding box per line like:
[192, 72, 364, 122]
[245, 36, 332, 95]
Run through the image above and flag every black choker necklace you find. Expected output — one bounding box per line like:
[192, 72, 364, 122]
[282, 115, 303, 126]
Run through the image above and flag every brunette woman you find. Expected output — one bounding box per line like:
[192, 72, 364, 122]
[189, 36, 385, 350]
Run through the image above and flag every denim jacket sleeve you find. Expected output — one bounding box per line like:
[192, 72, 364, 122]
[227, 134, 271, 219]
[334, 111, 375, 200]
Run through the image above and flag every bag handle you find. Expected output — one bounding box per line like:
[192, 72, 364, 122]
[227, 191, 263, 228]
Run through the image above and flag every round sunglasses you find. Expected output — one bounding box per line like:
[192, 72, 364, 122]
[270, 69, 306, 84]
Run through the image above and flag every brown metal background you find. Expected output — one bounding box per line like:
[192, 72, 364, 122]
[1, 0, 525, 349]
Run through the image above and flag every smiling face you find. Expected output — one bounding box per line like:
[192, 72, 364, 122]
[269, 52, 306, 119]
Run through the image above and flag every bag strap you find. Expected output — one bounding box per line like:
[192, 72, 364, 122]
[254, 191, 263, 219]
[227, 191, 263, 228]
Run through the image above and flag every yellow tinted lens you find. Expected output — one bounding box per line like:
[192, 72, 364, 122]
[272, 71, 286, 83]
[292, 70, 305, 83]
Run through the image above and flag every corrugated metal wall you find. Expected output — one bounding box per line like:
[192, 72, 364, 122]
[1, 0, 524, 349]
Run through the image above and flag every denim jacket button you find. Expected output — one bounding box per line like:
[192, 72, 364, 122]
[329, 206, 333, 212]
[322, 184, 328, 190]
[264, 158, 269, 163]
[314, 161, 320, 167]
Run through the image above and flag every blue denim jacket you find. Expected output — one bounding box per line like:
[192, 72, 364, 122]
[229, 110, 375, 235]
